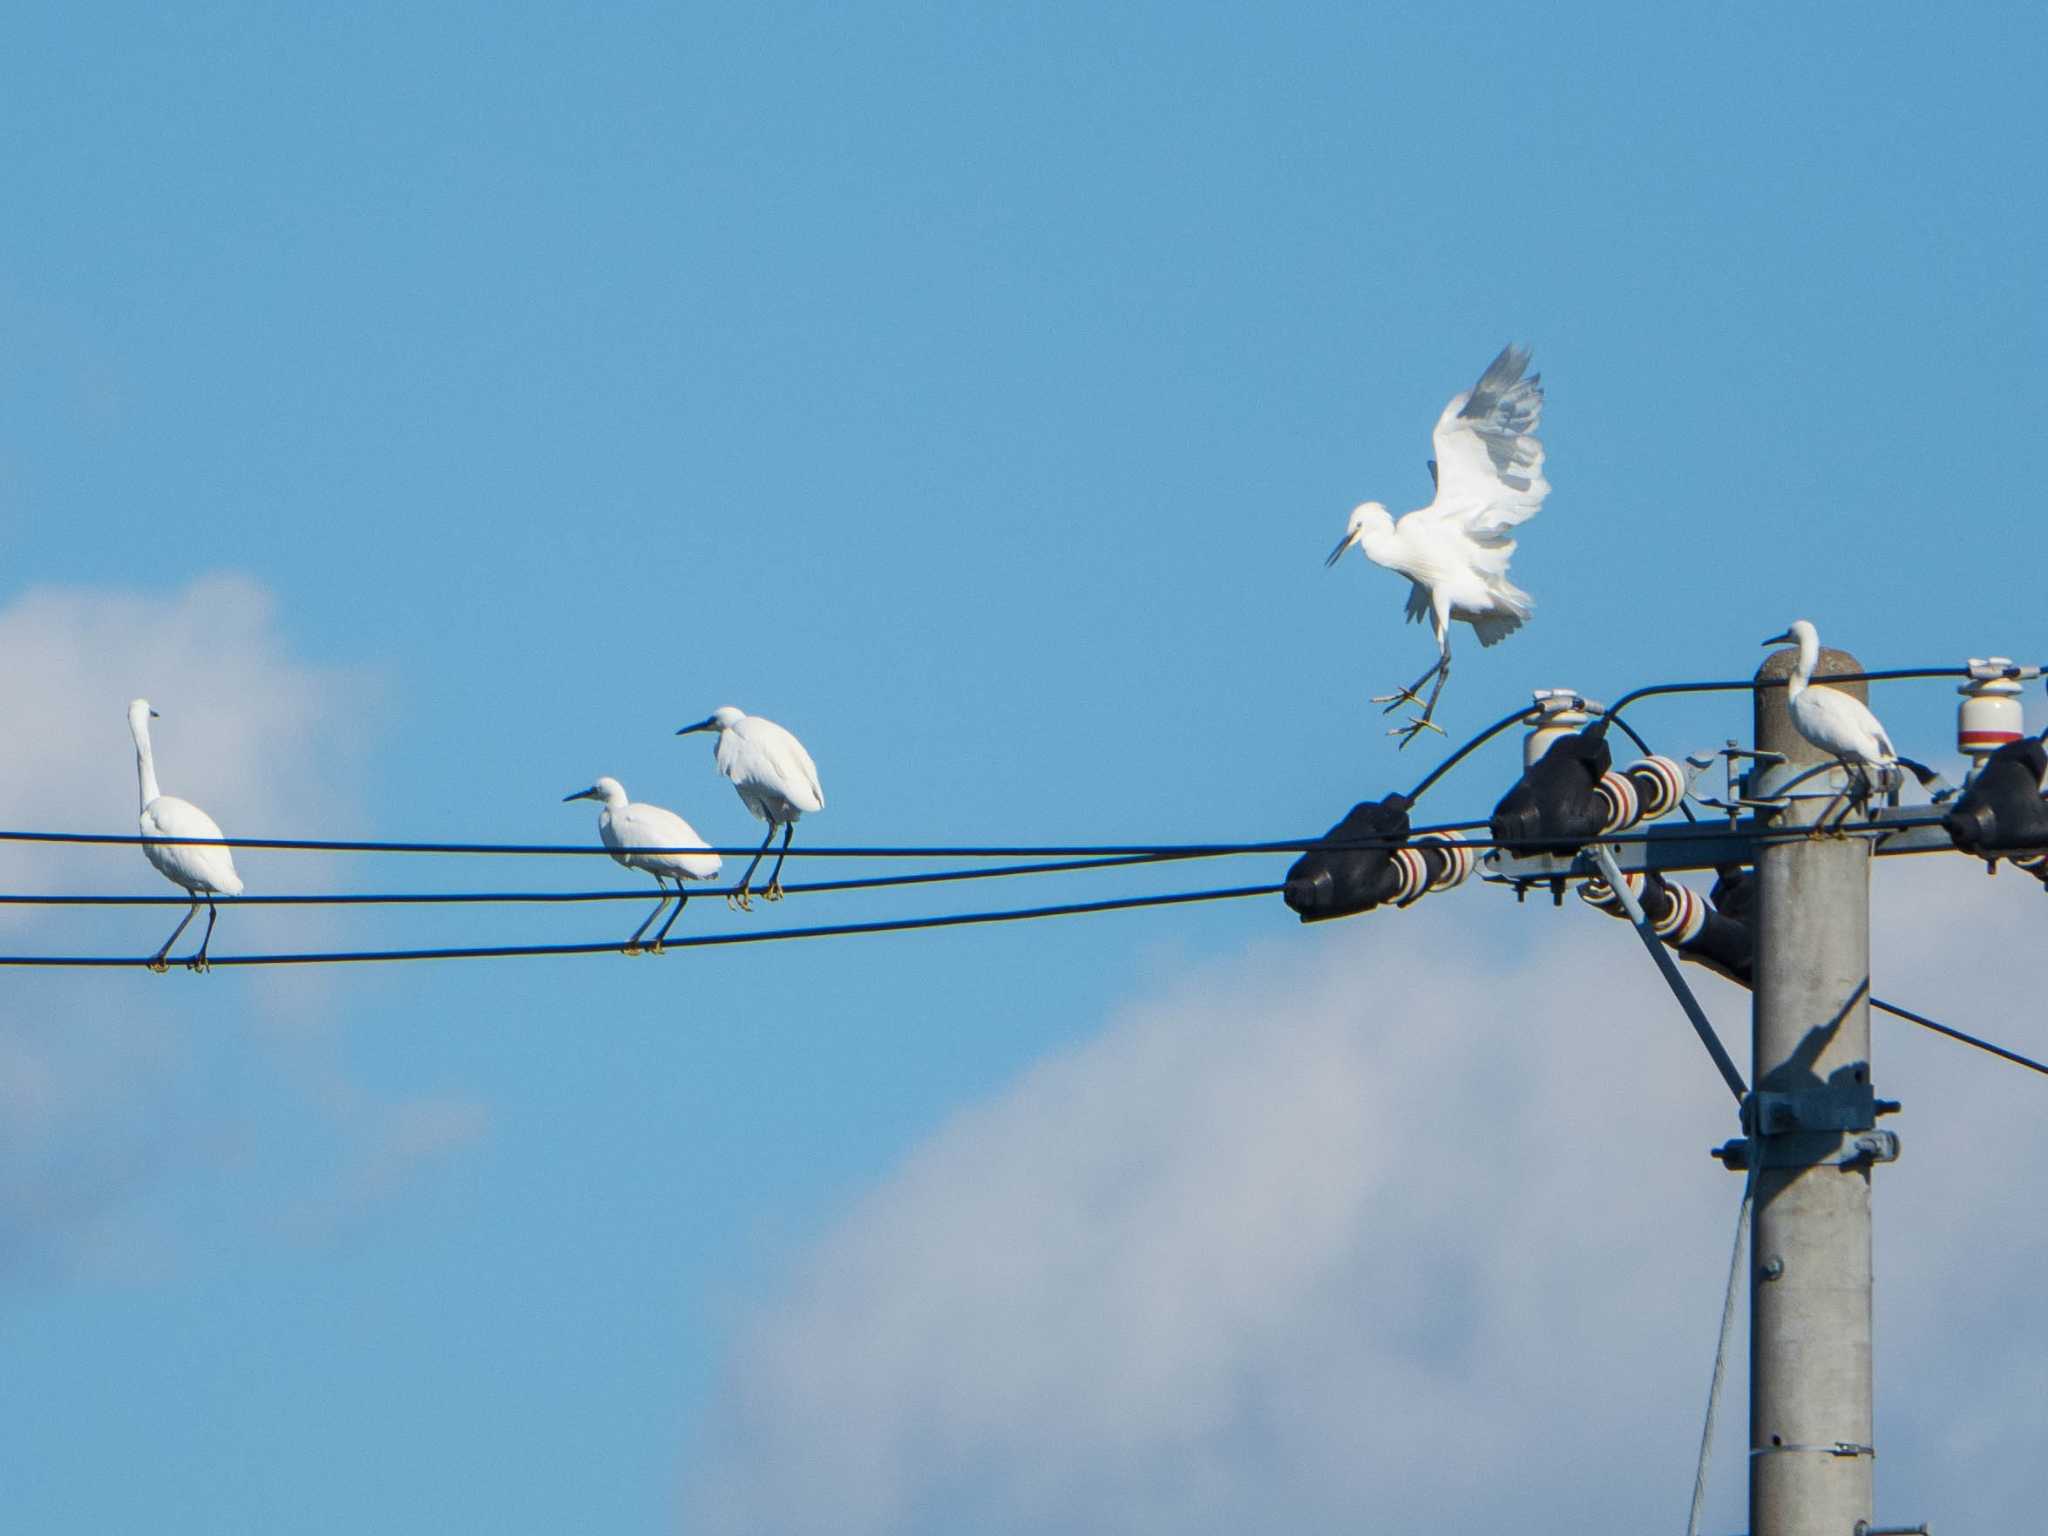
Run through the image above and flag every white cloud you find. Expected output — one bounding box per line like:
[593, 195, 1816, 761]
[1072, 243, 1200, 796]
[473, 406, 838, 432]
[0, 571, 374, 908]
[689, 855, 2048, 1533]
[0, 575, 486, 1281]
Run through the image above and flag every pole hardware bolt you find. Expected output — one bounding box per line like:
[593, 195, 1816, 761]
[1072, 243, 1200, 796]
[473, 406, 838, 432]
[1746, 1084, 1881, 1137]
[1760, 1255, 1784, 1282]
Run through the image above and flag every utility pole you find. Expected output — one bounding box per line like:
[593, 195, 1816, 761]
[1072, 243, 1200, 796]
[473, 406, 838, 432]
[1749, 641, 1888, 1536]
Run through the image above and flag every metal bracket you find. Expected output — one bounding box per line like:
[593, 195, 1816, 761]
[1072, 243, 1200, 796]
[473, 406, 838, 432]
[1750, 1440, 1875, 1458]
[1749, 1084, 1877, 1136]
[1855, 1522, 1930, 1536]
[1713, 1130, 1901, 1172]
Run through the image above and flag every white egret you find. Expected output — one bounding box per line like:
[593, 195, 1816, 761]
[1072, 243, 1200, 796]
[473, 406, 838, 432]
[128, 698, 243, 972]
[563, 777, 722, 954]
[676, 706, 823, 910]
[1326, 344, 1548, 745]
[1761, 619, 1934, 831]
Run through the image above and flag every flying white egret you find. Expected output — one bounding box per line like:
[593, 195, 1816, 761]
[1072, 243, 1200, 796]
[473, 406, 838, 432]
[1761, 619, 1935, 832]
[1326, 344, 1548, 746]
[563, 777, 722, 954]
[676, 706, 823, 910]
[128, 698, 243, 972]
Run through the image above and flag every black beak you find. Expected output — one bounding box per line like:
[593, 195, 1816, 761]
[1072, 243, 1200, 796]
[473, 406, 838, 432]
[563, 786, 597, 803]
[676, 717, 716, 736]
[1760, 630, 1795, 647]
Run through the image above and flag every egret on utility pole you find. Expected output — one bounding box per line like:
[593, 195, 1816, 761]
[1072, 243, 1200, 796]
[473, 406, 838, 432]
[1749, 640, 1889, 1536]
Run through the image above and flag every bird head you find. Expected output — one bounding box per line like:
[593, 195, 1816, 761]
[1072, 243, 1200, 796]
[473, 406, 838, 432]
[676, 706, 745, 737]
[128, 698, 160, 728]
[563, 776, 628, 807]
[1326, 502, 1393, 568]
[1760, 619, 1818, 650]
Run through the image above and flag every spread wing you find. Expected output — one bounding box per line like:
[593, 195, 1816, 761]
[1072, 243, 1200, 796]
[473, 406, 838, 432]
[1421, 345, 1548, 538]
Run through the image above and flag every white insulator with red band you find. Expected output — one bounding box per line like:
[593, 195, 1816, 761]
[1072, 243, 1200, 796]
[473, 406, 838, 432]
[1577, 868, 1642, 913]
[1386, 846, 1431, 906]
[1958, 660, 2026, 765]
[1623, 756, 1687, 821]
[1596, 770, 1641, 834]
[1650, 882, 1707, 945]
[1414, 831, 1473, 892]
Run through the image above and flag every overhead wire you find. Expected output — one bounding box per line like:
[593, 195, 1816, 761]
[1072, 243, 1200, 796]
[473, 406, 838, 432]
[0, 811, 1975, 914]
[0, 850, 1220, 907]
[1, 817, 1909, 916]
[0, 880, 1284, 968]
[1873, 995, 2048, 1078]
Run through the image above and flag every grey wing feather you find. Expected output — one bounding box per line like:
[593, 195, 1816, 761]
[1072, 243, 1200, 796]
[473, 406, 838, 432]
[1403, 580, 1432, 626]
[1457, 344, 1543, 482]
[1425, 344, 1549, 534]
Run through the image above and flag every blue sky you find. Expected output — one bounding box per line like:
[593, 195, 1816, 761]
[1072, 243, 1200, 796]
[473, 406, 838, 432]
[3, 3, 2045, 1531]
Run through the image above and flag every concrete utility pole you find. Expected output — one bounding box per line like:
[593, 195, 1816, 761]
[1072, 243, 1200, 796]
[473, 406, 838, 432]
[1749, 642, 1889, 1536]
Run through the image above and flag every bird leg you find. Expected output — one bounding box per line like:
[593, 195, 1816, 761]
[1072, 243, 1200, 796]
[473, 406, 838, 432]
[186, 900, 219, 974]
[1810, 764, 1871, 838]
[1389, 654, 1453, 749]
[729, 823, 777, 911]
[760, 823, 795, 902]
[652, 886, 688, 953]
[625, 888, 672, 955]
[151, 897, 200, 973]
[1372, 655, 1446, 715]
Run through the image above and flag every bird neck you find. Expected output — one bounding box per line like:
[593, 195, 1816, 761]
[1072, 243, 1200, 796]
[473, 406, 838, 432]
[1357, 519, 1404, 568]
[132, 721, 161, 809]
[1786, 632, 1819, 700]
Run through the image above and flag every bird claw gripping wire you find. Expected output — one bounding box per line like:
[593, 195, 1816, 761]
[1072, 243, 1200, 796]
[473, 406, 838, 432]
[147, 956, 171, 975]
[760, 881, 785, 902]
[725, 890, 753, 913]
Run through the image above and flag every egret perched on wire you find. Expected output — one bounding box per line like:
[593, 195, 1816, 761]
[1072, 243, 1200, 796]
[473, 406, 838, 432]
[1325, 344, 1548, 746]
[562, 776, 722, 954]
[1761, 619, 1937, 832]
[676, 706, 823, 910]
[127, 698, 243, 972]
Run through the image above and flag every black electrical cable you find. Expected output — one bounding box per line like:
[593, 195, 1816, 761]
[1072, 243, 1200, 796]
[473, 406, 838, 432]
[1601, 667, 1984, 734]
[0, 828, 1491, 860]
[1873, 996, 2048, 1078]
[0, 851, 1220, 907]
[0, 881, 1284, 968]
[1405, 704, 1539, 804]
[0, 816, 1910, 914]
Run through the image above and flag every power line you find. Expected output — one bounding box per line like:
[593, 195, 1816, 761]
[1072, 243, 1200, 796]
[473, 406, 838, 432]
[0, 851, 1222, 907]
[0, 825, 1487, 859]
[1873, 995, 2048, 1077]
[0, 880, 1283, 968]
[0, 818, 1944, 907]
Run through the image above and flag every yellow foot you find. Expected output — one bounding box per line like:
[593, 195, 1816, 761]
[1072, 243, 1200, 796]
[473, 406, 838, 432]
[147, 958, 170, 974]
[623, 942, 644, 956]
[185, 958, 210, 974]
[649, 941, 666, 956]
[726, 890, 753, 912]
[1371, 686, 1424, 715]
[1388, 715, 1447, 749]
[761, 882, 784, 903]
